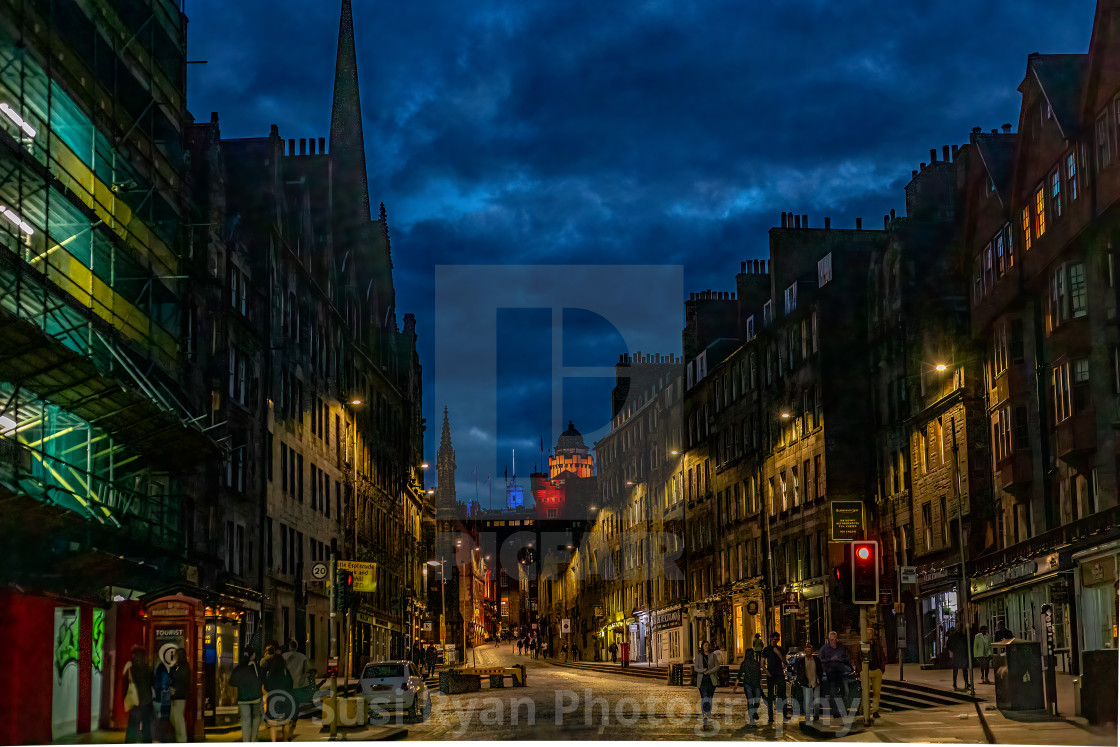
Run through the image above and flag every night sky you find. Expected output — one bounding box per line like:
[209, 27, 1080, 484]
[185, 0, 1095, 505]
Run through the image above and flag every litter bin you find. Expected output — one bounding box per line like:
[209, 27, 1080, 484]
[993, 640, 1044, 710]
[1080, 649, 1118, 725]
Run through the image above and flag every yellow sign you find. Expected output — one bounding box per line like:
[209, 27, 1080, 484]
[338, 560, 377, 592]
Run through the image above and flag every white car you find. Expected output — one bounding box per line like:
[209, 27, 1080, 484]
[359, 661, 431, 721]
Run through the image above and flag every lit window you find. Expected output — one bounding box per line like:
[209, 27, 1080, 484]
[1022, 207, 1032, 251]
[1035, 186, 1046, 237]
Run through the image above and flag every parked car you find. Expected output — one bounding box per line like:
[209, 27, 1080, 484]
[358, 661, 431, 721]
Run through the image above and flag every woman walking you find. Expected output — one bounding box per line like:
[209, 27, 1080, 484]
[262, 645, 295, 741]
[693, 640, 720, 727]
[123, 647, 155, 743]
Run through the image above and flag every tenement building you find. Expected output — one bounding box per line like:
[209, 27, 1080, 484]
[966, 6, 1120, 677]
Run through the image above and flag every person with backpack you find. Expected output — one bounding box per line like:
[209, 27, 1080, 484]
[693, 641, 720, 727]
[736, 645, 764, 725]
[261, 645, 295, 741]
[608, 641, 618, 663]
[123, 647, 155, 743]
[864, 627, 888, 721]
[230, 647, 263, 742]
[762, 632, 790, 724]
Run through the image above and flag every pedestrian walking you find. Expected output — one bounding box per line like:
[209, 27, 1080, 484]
[974, 625, 993, 684]
[794, 644, 823, 723]
[693, 641, 720, 726]
[517, 638, 523, 655]
[863, 628, 887, 721]
[819, 631, 851, 720]
[282, 641, 308, 739]
[123, 647, 155, 743]
[994, 623, 1014, 642]
[167, 647, 190, 743]
[762, 632, 789, 724]
[947, 626, 969, 691]
[425, 644, 438, 677]
[230, 647, 263, 742]
[609, 641, 618, 663]
[262, 645, 295, 741]
[736, 644, 764, 725]
[752, 633, 764, 654]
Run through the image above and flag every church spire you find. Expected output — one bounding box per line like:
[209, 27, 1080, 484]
[330, 0, 370, 223]
[436, 407, 457, 516]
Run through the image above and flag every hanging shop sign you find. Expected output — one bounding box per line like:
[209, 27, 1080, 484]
[830, 501, 864, 541]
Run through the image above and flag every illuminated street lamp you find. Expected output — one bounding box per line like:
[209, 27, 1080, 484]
[935, 363, 947, 371]
[421, 462, 430, 469]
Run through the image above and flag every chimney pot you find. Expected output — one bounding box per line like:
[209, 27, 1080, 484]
[802, 214, 808, 228]
[1002, 123, 1012, 133]
[781, 212, 787, 228]
[825, 217, 831, 229]
[856, 217, 862, 230]
[794, 214, 801, 229]
[754, 259, 760, 273]
[942, 145, 950, 161]
[299, 138, 307, 155]
[319, 137, 326, 153]
[930, 148, 937, 163]
[270, 123, 278, 136]
[741, 261, 746, 273]
[288, 138, 295, 155]
[952, 144, 959, 159]
[309, 139, 316, 155]
[972, 126, 983, 134]
[210, 111, 218, 123]
[992, 128, 999, 134]
[890, 208, 895, 219]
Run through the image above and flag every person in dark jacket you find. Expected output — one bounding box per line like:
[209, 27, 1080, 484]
[425, 644, 439, 677]
[168, 648, 190, 743]
[794, 645, 823, 723]
[762, 632, 789, 724]
[736, 647, 764, 725]
[262, 646, 295, 741]
[230, 647, 263, 742]
[819, 631, 851, 719]
[124, 647, 155, 743]
[947, 627, 970, 691]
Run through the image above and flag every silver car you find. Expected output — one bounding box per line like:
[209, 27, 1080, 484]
[358, 661, 431, 721]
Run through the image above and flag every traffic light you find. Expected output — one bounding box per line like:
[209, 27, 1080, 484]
[832, 559, 852, 604]
[337, 569, 354, 611]
[850, 540, 880, 605]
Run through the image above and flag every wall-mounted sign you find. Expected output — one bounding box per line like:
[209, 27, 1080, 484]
[900, 566, 917, 584]
[746, 600, 759, 616]
[830, 501, 864, 541]
[338, 560, 377, 592]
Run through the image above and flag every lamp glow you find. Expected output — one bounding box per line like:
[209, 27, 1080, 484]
[935, 363, 947, 371]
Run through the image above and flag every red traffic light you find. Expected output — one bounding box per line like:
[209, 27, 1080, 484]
[856, 545, 871, 561]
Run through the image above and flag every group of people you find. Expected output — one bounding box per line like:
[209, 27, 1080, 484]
[693, 628, 890, 728]
[123, 640, 311, 744]
[121, 646, 191, 743]
[411, 643, 441, 678]
[514, 635, 548, 658]
[947, 623, 1012, 690]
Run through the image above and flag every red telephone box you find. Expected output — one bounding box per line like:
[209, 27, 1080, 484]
[145, 594, 204, 741]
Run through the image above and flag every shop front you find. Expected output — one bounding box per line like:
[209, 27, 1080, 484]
[652, 605, 686, 665]
[202, 603, 259, 730]
[916, 564, 962, 668]
[971, 553, 1074, 672]
[1072, 543, 1119, 667]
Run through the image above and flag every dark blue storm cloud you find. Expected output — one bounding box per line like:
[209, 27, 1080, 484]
[184, 0, 1095, 500]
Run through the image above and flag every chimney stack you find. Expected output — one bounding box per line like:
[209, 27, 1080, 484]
[802, 214, 808, 228]
[930, 148, 938, 163]
[781, 212, 788, 228]
[299, 138, 307, 155]
[942, 145, 950, 161]
[1002, 123, 1012, 133]
[319, 137, 326, 153]
[288, 138, 295, 155]
[890, 208, 895, 220]
[309, 138, 316, 155]
[741, 261, 746, 273]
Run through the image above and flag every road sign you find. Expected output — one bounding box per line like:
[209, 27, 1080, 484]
[900, 565, 917, 584]
[830, 501, 864, 541]
[337, 560, 377, 592]
[746, 600, 759, 616]
[423, 622, 432, 632]
[311, 562, 328, 580]
[561, 618, 571, 633]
